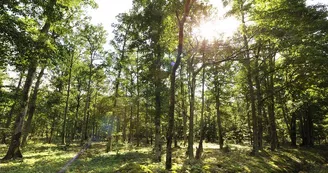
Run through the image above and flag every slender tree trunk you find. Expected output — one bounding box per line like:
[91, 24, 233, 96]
[300, 103, 314, 147]
[136, 55, 140, 146]
[2, 60, 37, 160]
[92, 91, 98, 139]
[21, 67, 45, 147]
[180, 63, 188, 146]
[196, 60, 205, 159]
[82, 52, 94, 144]
[278, 93, 291, 137]
[62, 52, 73, 145]
[245, 96, 252, 144]
[113, 69, 121, 140]
[154, 48, 162, 162]
[215, 79, 224, 149]
[154, 78, 161, 162]
[48, 116, 56, 144]
[128, 71, 134, 145]
[187, 74, 196, 158]
[113, 24, 130, 144]
[254, 46, 263, 149]
[241, 6, 258, 155]
[166, 1, 193, 169]
[290, 112, 297, 147]
[71, 81, 81, 141]
[122, 87, 128, 142]
[2, 72, 24, 144]
[129, 105, 133, 143]
[122, 105, 127, 142]
[268, 55, 278, 151]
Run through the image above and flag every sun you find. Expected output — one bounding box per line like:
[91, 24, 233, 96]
[194, 17, 240, 41]
[194, 0, 240, 41]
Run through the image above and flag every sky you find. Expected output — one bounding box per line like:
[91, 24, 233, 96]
[88, 0, 328, 45]
[87, 0, 239, 42]
[88, 0, 132, 40]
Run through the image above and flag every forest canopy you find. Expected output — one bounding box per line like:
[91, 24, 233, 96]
[0, 0, 328, 172]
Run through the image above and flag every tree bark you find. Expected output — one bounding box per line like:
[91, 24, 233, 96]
[113, 23, 130, 143]
[21, 67, 45, 147]
[82, 51, 94, 144]
[254, 45, 263, 149]
[62, 51, 74, 145]
[245, 96, 252, 144]
[300, 103, 314, 147]
[2, 59, 37, 160]
[128, 104, 133, 144]
[136, 54, 140, 147]
[290, 112, 297, 147]
[268, 55, 278, 151]
[196, 57, 205, 159]
[240, 4, 258, 155]
[215, 76, 224, 149]
[166, 1, 193, 169]
[154, 74, 161, 162]
[71, 78, 82, 141]
[154, 45, 162, 162]
[181, 63, 188, 146]
[187, 72, 196, 158]
[2, 71, 24, 144]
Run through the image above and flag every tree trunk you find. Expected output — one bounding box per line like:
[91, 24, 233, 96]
[196, 59, 205, 160]
[113, 24, 130, 144]
[268, 55, 278, 151]
[180, 63, 188, 146]
[21, 67, 45, 147]
[290, 112, 297, 147]
[300, 103, 314, 147]
[71, 80, 81, 141]
[122, 105, 127, 142]
[166, 1, 193, 169]
[122, 87, 128, 142]
[187, 74, 196, 158]
[48, 115, 56, 144]
[2, 71, 24, 144]
[245, 96, 252, 144]
[62, 52, 74, 145]
[128, 105, 133, 144]
[215, 79, 224, 149]
[254, 46, 263, 149]
[136, 54, 140, 146]
[154, 78, 161, 162]
[82, 52, 94, 144]
[2, 59, 37, 160]
[241, 6, 258, 155]
[154, 46, 162, 162]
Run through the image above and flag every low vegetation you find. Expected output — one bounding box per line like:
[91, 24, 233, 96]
[1, 142, 327, 173]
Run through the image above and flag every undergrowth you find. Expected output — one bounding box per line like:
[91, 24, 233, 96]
[0, 142, 327, 173]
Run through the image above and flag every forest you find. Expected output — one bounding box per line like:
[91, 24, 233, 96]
[1, 0, 328, 172]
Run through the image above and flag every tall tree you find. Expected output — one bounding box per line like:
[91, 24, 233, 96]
[166, 0, 195, 169]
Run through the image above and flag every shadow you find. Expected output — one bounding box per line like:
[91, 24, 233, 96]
[67, 150, 152, 172]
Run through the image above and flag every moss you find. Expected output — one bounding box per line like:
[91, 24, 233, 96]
[115, 163, 152, 173]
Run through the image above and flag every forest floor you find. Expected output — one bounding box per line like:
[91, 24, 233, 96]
[0, 141, 327, 173]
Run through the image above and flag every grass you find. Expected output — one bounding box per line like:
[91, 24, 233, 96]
[0, 143, 81, 173]
[0, 142, 327, 173]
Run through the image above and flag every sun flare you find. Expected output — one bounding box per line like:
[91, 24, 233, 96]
[195, 17, 240, 41]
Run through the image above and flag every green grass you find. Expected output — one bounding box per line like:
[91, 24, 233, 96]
[0, 143, 81, 173]
[1, 142, 327, 173]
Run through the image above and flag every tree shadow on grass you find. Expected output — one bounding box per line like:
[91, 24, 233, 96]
[0, 154, 73, 173]
[177, 146, 312, 173]
[66, 150, 153, 173]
